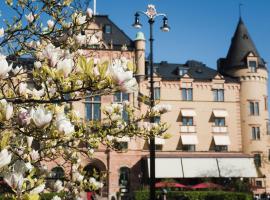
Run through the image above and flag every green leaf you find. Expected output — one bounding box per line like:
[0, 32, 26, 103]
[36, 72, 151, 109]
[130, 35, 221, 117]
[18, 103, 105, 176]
[0, 131, 11, 150]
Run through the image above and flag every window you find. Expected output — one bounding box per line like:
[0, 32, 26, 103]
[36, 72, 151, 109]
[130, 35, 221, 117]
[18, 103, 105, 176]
[254, 154, 261, 167]
[249, 60, 257, 72]
[85, 96, 101, 121]
[251, 127, 260, 140]
[256, 180, 263, 188]
[155, 144, 163, 151]
[118, 142, 128, 151]
[154, 87, 160, 100]
[213, 89, 224, 102]
[154, 116, 160, 123]
[104, 25, 112, 34]
[182, 88, 193, 101]
[114, 92, 129, 121]
[267, 122, 270, 135]
[215, 145, 228, 152]
[178, 67, 188, 76]
[50, 167, 65, 180]
[250, 102, 259, 116]
[182, 145, 196, 152]
[264, 96, 268, 110]
[268, 149, 270, 161]
[214, 118, 225, 126]
[119, 167, 130, 190]
[182, 117, 193, 126]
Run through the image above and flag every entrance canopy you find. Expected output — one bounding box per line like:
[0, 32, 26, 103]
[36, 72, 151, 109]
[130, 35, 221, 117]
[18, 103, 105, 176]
[146, 155, 257, 178]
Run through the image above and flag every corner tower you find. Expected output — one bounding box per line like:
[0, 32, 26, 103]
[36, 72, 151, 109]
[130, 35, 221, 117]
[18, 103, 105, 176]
[218, 18, 269, 192]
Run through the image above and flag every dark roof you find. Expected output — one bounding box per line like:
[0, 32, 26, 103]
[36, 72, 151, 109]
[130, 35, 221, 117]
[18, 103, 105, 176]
[93, 15, 134, 50]
[152, 60, 237, 83]
[219, 18, 266, 71]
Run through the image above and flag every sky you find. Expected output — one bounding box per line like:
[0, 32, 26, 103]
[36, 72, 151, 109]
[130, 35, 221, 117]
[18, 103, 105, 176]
[0, 0, 269, 70]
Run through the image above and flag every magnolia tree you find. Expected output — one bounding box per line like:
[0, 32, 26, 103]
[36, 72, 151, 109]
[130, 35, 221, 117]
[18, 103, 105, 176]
[0, 1, 171, 200]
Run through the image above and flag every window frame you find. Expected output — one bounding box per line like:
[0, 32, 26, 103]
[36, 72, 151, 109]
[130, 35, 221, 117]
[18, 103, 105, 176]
[213, 89, 224, 102]
[248, 60, 257, 73]
[182, 117, 194, 126]
[182, 144, 196, 152]
[182, 88, 193, 101]
[254, 153, 262, 167]
[104, 24, 112, 34]
[114, 92, 129, 122]
[251, 127, 260, 140]
[154, 87, 160, 100]
[214, 117, 225, 127]
[85, 96, 101, 121]
[249, 101, 260, 116]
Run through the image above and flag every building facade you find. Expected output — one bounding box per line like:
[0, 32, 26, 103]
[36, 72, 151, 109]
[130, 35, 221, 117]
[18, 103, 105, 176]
[47, 15, 269, 199]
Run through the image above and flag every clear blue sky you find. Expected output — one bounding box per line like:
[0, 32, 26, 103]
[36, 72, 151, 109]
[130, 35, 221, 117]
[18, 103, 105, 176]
[0, 0, 269, 69]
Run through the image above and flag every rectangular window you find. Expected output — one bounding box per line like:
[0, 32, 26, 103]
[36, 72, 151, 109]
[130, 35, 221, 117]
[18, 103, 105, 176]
[154, 87, 160, 100]
[114, 92, 129, 121]
[214, 118, 225, 126]
[249, 61, 257, 72]
[85, 96, 101, 121]
[250, 102, 259, 115]
[178, 67, 188, 76]
[254, 154, 261, 167]
[104, 25, 112, 34]
[215, 145, 228, 152]
[267, 122, 270, 135]
[213, 89, 224, 102]
[182, 117, 193, 126]
[154, 116, 160, 123]
[182, 145, 196, 152]
[264, 96, 268, 110]
[182, 88, 193, 101]
[118, 142, 128, 151]
[252, 127, 260, 140]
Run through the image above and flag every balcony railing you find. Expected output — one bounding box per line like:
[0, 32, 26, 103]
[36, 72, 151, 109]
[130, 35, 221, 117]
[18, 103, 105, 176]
[212, 126, 228, 133]
[180, 125, 196, 133]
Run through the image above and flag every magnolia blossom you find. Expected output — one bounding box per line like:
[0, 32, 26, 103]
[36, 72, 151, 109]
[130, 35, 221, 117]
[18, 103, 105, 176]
[4, 172, 24, 190]
[34, 61, 42, 69]
[0, 149, 12, 168]
[25, 13, 34, 23]
[27, 136, 34, 147]
[75, 14, 86, 25]
[18, 82, 28, 96]
[30, 183, 45, 194]
[86, 8, 93, 18]
[120, 77, 138, 93]
[152, 104, 172, 114]
[56, 58, 74, 77]
[53, 180, 64, 192]
[74, 34, 86, 46]
[30, 150, 40, 161]
[72, 171, 84, 182]
[0, 54, 12, 79]
[56, 114, 75, 137]
[12, 65, 22, 75]
[31, 106, 53, 128]
[0, 99, 13, 120]
[18, 108, 31, 126]
[0, 27, 4, 38]
[52, 196, 61, 200]
[41, 43, 63, 67]
[25, 162, 33, 171]
[89, 177, 104, 189]
[47, 19, 54, 29]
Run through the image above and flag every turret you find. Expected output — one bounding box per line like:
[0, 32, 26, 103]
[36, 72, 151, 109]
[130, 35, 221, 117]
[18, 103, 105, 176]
[134, 32, 146, 81]
[218, 18, 269, 193]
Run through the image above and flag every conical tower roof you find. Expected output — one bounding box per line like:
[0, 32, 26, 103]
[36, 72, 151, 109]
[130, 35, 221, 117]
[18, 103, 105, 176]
[220, 18, 266, 71]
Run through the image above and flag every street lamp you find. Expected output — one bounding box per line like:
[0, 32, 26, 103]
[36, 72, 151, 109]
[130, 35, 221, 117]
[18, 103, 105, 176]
[133, 5, 170, 200]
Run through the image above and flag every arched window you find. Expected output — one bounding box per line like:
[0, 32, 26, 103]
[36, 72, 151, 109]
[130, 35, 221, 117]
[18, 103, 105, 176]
[51, 166, 65, 180]
[119, 167, 130, 190]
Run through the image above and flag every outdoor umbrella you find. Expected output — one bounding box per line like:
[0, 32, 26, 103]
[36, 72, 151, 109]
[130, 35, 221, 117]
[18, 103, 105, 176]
[191, 182, 223, 189]
[155, 182, 187, 188]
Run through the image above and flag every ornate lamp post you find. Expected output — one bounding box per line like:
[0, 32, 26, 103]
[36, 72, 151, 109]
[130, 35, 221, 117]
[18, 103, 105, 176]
[133, 5, 170, 200]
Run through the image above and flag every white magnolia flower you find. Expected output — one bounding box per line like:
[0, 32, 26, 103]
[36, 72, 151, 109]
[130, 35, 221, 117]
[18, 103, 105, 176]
[56, 114, 75, 137]
[32, 106, 53, 128]
[75, 15, 86, 25]
[152, 104, 172, 114]
[52, 196, 61, 200]
[0, 54, 12, 79]
[89, 149, 94, 154]
[31, 88, 45, 98]
[12, 65, 22, 75]
[41, 43, 63, 67]
[34, 61, 42, 69]
[47, 19, 54, 29]
[27, 136, 34, 147]
[104, 105, 113, 115]
[120, 77, 138, 93]
[74, 34, 86, 46]
[72, 171, 84, 182]
[0, 149, 12, 168]
[0, 99, 13, 120]
[53, 180, 64, 192]
[18, 108, 31, 126]
[25, 162, 33, 172]
[0, 27, 4, 38]
[30, 183, 45, 194]
[86, 8, 93, 18]
[4, 172, 24, 190]
[56, 58, 74, 77]
[18, 82, 28, 96]
[30, 150, 40, 161]
[25, 13, 34, 23]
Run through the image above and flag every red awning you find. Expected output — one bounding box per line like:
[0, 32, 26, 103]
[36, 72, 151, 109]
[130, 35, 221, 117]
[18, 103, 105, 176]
[155, 182, 187, 188]
[191, 182, 223, 189]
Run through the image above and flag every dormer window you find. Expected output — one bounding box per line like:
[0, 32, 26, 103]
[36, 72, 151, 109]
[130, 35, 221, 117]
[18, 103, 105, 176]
[248, 60, 257, 72]
[178, 67, 188, 76]
[104, 25, 112, 34]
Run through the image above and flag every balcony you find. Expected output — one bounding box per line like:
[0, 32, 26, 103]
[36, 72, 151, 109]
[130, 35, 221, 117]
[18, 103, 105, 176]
[212, 126, 228, 133]
[180, 125, 196, 133]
